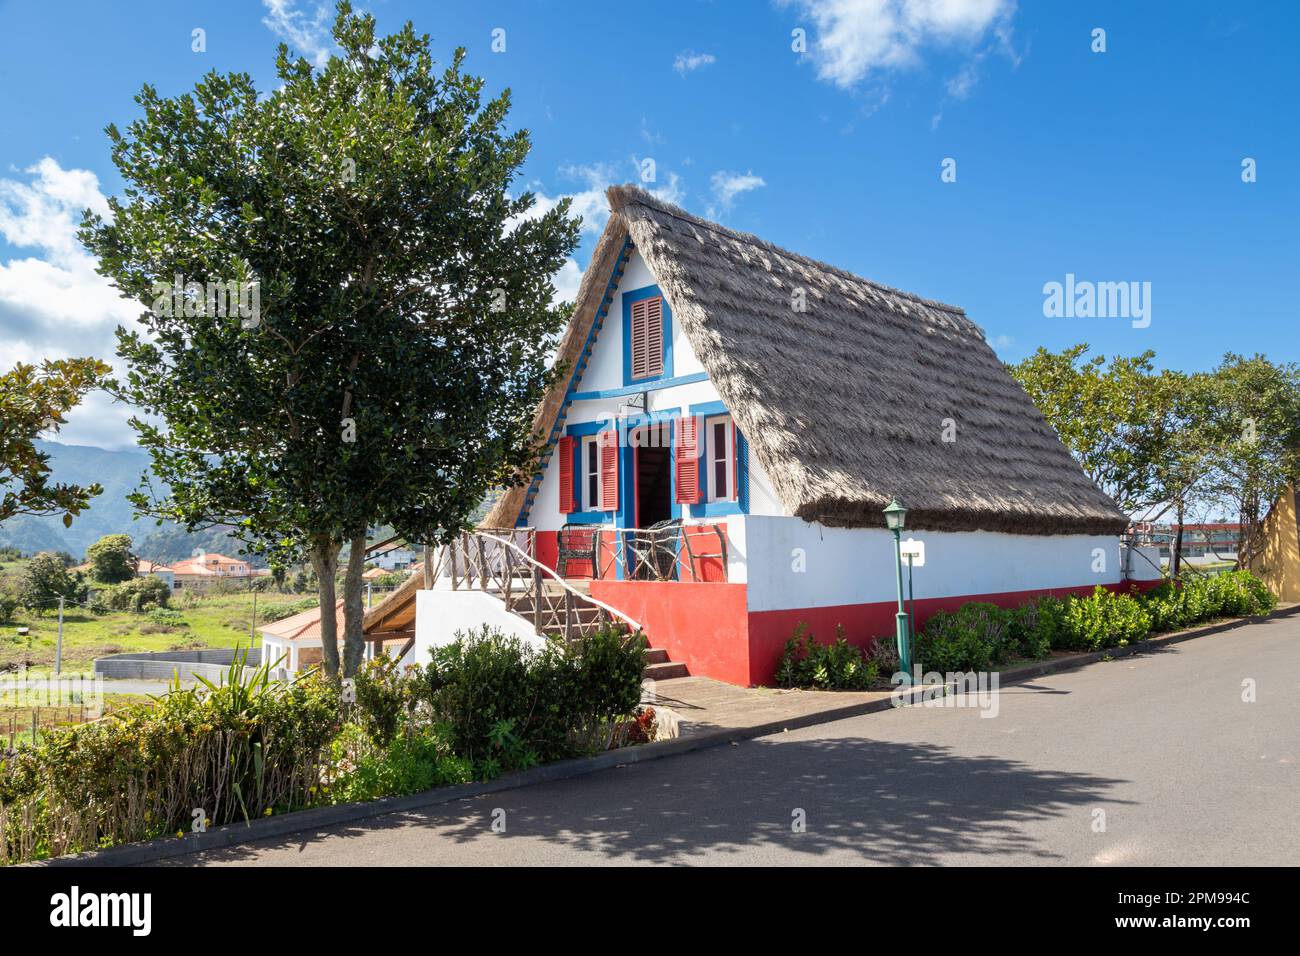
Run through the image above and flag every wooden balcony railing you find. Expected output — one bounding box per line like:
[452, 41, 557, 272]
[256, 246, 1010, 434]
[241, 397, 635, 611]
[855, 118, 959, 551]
[437, 529, 640, 641]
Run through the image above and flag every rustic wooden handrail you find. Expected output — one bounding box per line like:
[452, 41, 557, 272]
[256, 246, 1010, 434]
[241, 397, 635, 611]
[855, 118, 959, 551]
[443, 529, 640, 639]
[597, 524, 729, 583]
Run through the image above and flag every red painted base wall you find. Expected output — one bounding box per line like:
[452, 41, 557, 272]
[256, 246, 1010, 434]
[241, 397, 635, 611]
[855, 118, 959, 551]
[594, 579, 1163, 688]
[589, 580, 751, 686]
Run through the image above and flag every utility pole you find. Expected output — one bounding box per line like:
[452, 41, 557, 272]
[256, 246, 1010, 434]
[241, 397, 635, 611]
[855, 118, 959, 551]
[249, 587, 258, 643]
[55, 596, 65, 675]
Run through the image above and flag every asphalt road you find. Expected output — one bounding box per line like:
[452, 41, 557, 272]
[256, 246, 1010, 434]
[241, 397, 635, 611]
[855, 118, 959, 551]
[175, 613, 1300, 866]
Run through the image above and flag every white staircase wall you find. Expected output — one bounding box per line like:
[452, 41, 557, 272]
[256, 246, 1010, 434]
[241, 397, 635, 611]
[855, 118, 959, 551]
[404, 587, 548, 667]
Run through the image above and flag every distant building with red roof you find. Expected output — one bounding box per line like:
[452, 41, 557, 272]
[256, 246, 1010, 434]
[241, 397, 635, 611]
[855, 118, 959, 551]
[168, 553, 268, 591]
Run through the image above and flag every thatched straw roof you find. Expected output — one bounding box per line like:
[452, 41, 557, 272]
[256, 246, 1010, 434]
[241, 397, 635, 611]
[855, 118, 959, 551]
[484, 185, 1127, 536]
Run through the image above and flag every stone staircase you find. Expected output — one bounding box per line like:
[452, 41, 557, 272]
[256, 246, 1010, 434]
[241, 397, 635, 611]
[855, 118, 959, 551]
[481, 576, 686, 681]
[643, 646, 688, 681]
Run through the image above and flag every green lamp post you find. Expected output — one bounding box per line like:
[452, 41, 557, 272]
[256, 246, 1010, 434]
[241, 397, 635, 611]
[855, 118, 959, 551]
[883, 498, 913, 681]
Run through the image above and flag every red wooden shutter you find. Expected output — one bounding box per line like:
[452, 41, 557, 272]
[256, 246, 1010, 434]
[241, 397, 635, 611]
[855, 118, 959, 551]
[599, 431, 619, 511]
[675, 415, 702, 504]
[557, 436, 575, 513]
[630, 296, 664, 379]
[644, 297, 663, 377]
[630, 300, 648, 378]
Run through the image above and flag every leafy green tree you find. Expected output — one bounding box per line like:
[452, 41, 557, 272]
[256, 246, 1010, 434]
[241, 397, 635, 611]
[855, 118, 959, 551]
[0, 358, 110, 526]
[80, 3, 579, 675]
[86, 533, 138, 584]
[1201, 354, 1300, 568]
[1008, 344, 1162, 512]
[19, 552, 79, 613]
[1145, 370, 1217, 576]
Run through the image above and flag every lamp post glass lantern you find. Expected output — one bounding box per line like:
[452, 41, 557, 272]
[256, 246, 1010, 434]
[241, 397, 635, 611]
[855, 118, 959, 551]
[883, 498, 913, 680]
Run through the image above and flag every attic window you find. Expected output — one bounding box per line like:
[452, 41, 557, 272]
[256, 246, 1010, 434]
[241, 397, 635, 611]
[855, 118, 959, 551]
[630, 295, 664, 379]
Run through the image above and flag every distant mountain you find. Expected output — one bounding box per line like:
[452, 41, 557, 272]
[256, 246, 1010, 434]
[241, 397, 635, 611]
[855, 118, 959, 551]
[0, 441, 259, 563]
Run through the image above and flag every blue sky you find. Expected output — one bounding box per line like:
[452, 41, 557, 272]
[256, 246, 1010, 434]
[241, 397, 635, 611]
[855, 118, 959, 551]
[1, 0, 1296, 448]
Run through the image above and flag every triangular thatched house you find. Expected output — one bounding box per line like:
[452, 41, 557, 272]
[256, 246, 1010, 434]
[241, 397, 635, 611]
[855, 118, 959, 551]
[370, 186, 1147, 686]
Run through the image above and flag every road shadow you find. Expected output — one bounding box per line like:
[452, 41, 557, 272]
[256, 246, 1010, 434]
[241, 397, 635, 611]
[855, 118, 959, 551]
[167, 733, 1131, 866]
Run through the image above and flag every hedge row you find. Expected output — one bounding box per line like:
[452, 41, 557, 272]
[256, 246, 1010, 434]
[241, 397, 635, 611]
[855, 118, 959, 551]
[0, 623, 649, 864]
[916, 570, 1276, 673]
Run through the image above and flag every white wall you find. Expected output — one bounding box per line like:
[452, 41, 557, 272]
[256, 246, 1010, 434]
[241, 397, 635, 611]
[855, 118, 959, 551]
[407, 586, 547, 667]
[371, 548, 415, 570]
[1125, 545, 1164, 581]
[530, 249, 785, 531]
[739, 514, 1127, 613]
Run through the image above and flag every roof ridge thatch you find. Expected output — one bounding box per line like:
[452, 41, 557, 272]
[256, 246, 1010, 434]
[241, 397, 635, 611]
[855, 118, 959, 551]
[606, 183, 971, 323]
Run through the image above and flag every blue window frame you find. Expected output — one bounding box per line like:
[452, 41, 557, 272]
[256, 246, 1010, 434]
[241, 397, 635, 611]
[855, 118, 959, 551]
[688, 400, 749, 518]
[563, 419, 612, 524]
[622, 284, 673, 386]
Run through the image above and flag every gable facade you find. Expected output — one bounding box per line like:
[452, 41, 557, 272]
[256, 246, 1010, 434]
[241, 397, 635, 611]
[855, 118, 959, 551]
[524, 246, 784, 576]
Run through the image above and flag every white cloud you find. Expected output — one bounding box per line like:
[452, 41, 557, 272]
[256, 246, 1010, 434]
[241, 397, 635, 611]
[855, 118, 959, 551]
[0, 158, 139, 448]
[946, 58, 981, 99]
[552, 259, 584, 304]
[516, 161, 688, 306]
[785, 0, 1016, 89]
[673, 50, 717, 75]
[261, 0, 335, 68]
[709, 170, 766, 216]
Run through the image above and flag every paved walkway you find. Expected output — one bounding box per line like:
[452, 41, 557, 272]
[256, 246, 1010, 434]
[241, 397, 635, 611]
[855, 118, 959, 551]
[650, 676, 890, 737]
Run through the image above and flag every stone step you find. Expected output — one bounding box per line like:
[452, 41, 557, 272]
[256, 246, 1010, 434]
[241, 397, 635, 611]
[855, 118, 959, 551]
[643, 661, 688, 681]
[644, 647, 670, 665]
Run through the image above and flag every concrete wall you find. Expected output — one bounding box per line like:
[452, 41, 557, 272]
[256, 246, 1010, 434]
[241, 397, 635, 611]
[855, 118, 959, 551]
[95, 647, 262, 681]
[738, 515, 1126, 613]
[408, 587, 547, 667]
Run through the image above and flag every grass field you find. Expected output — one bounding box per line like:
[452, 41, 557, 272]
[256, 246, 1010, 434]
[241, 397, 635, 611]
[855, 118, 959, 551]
[1, 588, 317, 676]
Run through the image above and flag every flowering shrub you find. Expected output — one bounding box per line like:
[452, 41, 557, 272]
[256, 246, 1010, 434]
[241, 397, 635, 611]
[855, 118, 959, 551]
[916, 603, 1019, 672]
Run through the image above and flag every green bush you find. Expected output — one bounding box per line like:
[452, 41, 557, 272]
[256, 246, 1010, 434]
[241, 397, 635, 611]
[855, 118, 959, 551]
[258, 598, 319, 623]
[1141, 571, 1275, 633]
[416, 623, 646, 775]
[0, 596, 18, 625]
[92, 575, 171, 612]
[775, 624, 879, 690]
[18, 552, 78, 612]
[0, 653, 339, 864]
[324, 724, 473, 804]
[916, 602, 1017, 672]
[1058, 587, 1151, 651]
[351, 655, 415, 748]
[1008, 595, 1066, 659]
[148, 608, 187, 628]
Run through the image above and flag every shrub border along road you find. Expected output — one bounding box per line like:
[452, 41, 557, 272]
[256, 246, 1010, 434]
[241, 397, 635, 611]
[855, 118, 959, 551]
[37, 602, 1298, 868]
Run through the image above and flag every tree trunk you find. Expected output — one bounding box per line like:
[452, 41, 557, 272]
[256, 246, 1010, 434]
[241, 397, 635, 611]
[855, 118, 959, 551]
[308, 537, 342, 677]
[341, 531, 368, 677]
[1172, 501, 1184, 578]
